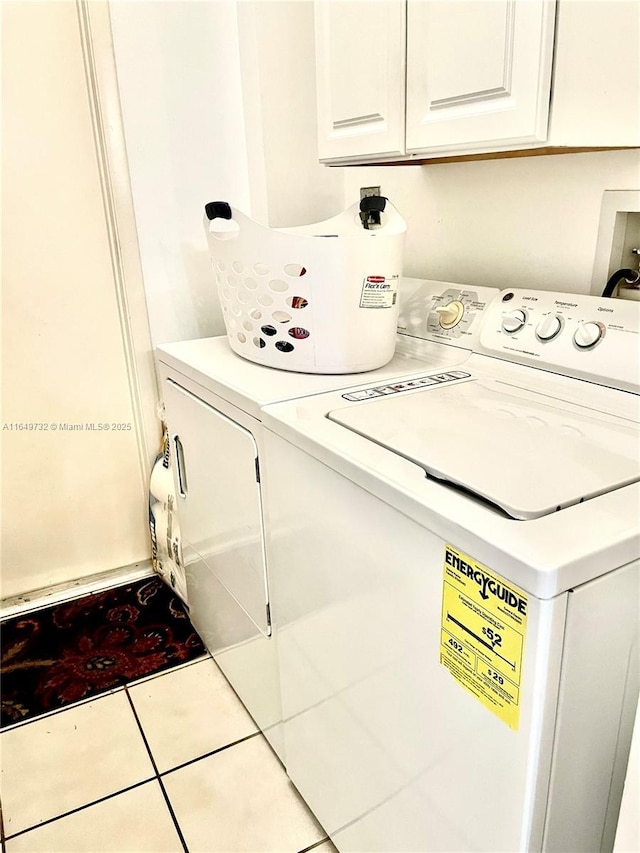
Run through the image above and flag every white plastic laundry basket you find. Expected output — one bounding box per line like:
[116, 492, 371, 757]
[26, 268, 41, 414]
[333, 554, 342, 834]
[203, 198, 406, 374]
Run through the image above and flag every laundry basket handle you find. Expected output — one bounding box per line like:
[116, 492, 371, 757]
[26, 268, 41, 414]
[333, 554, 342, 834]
[204, 200, 240, 241]
[205, 201, 233, 221]
[359, 195, 388, 230]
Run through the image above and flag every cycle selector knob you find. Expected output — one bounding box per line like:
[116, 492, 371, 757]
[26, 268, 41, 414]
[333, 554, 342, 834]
[501, 309, 527, 333]
[535, 313, 562, 341]
[574, 321, 604, 349]
[435, 300, 464, 329]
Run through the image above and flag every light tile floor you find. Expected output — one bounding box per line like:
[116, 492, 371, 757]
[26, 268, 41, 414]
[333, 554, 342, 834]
[0, 656, 336, 853]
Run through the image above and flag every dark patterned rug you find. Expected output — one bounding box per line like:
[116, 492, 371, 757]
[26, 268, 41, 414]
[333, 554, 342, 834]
[1, 576, 205, 728]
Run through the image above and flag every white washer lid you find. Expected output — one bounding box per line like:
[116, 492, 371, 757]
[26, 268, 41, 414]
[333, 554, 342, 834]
[328, 377, 640, 519]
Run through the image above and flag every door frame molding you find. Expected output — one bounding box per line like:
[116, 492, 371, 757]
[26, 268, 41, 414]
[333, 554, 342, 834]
[76, 0, 161, 481]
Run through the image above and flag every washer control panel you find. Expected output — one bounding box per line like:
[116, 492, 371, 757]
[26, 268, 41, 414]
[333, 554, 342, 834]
[342, 371, 470, 402]
[397, 279, 498, 348]
[479, 289, 640, 393]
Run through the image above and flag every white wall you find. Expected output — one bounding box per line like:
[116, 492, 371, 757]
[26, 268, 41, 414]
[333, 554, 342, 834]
[242, 0, 344, 229]
[109, 0, 252, 346]
[1, 0, 150, 599]
[344, 150, 640, 294]
[110, 0, 345, 348]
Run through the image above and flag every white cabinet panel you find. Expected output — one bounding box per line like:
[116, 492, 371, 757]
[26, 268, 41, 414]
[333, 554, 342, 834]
[315, 0, 406, 160]
[163, 379, 270, 639]
[315, 0, 638, 163]
[406, 0, 556, 152]
[422, 1, 512, 103]
[548, 0, 640, 147]
[159, 369, 283, 761]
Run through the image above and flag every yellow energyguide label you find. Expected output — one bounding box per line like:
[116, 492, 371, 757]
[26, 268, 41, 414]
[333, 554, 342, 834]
[440, 545, 528, 730]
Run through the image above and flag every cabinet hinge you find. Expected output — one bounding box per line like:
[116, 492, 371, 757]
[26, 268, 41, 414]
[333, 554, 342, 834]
[255, 456, 260, 483]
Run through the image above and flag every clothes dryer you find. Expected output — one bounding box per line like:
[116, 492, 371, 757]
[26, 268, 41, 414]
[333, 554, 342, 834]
[262, 289, 640, 850]
[156, 278, 497, 761]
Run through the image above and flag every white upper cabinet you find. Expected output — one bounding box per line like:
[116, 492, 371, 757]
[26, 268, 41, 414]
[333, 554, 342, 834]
[405, 0, 555, 153]
[315, 0, 406, 160]
[315, 0, 640, 163]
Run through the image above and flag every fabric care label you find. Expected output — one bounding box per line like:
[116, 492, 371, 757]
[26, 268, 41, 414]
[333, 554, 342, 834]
[440, 545, 528, 730]
[359, 275, 398, 309]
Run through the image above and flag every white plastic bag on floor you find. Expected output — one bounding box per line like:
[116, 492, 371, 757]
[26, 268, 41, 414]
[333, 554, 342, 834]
[149, 416, 188, 604]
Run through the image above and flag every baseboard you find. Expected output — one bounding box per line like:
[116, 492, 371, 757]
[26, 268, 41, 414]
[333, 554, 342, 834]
[0, 561, 155, 621]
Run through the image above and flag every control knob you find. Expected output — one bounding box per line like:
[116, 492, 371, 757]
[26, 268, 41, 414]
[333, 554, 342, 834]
[435, 300, 464, 329]
[573, 321, 604, 349]
[535, 313, 562, 341]
[501, 309, 527, 333]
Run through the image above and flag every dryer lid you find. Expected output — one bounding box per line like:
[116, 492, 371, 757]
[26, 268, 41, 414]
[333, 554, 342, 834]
[328, 377, 640, 519]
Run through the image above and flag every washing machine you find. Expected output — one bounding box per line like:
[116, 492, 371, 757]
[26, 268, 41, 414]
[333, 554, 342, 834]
[155, 278, 498, 761]
[261, 288, 640, 850]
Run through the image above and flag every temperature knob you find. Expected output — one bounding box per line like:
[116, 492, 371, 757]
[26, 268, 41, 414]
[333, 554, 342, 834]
[435, 300, 464, 329]
[535, 313, 562, 341]
[501, 309, 527, 333]
[574, 321, 604, 349]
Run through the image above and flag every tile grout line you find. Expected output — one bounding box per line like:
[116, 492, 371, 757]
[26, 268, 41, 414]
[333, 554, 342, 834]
[2, 777, 157, 842]
[296, 837, 332, 853]
[0, 655, 211, 736]
[0, 686, 126, 735]
[124, 651, 211, 690]
[158, 730, 263, 779]
[0, 584, 208, 848]
[124, 687, 190, 853]
[2, 670, 327, 850]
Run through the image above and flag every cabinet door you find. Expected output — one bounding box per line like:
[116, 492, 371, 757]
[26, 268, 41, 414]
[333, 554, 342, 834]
[163, 379, 270, 638]
[406, 0, 556, 153]
[315, 0, 406, 160]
